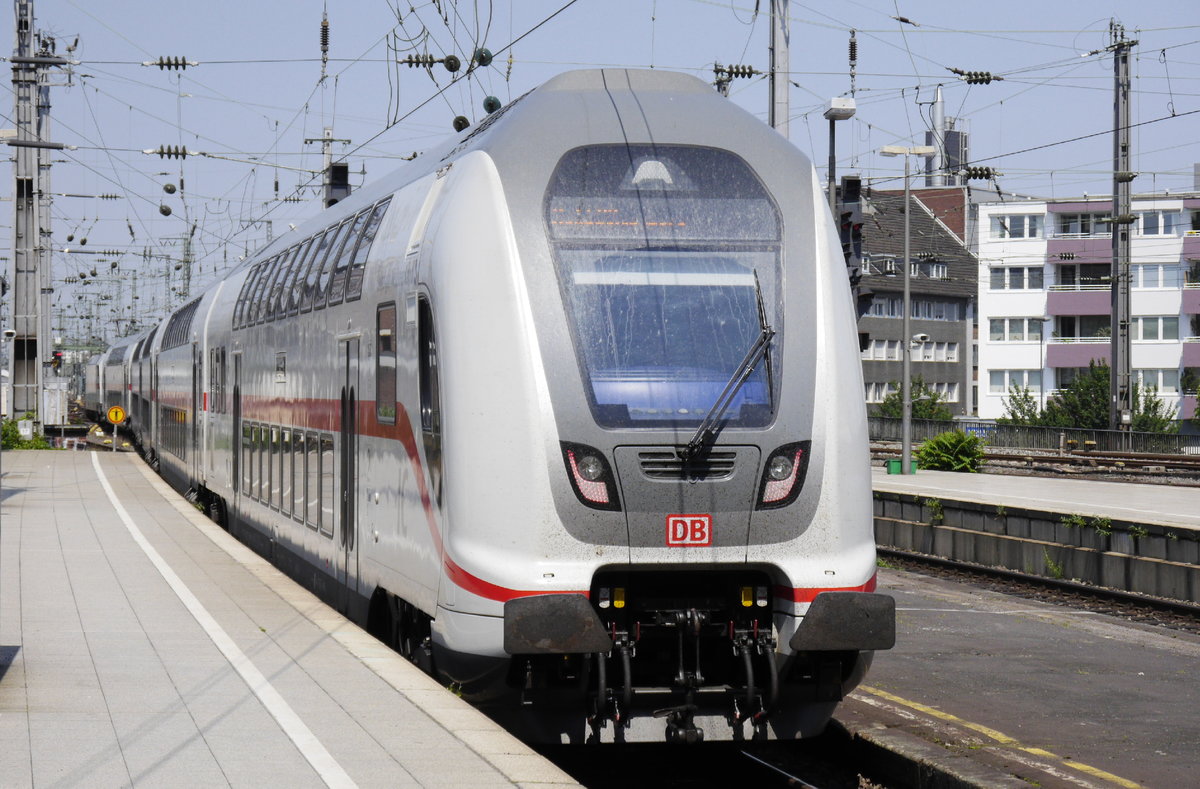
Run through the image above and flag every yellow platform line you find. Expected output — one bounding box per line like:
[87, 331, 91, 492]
[858, 685, 1141, 789]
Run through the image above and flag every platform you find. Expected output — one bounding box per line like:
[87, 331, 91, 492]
[0, 450, 578, 788]
[872, 466, 1200, 533]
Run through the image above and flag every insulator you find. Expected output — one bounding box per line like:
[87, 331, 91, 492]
[452, 115, 470, 132]
[474, 47, 493, 67]
[444, 55, 461, 73]
[320, 17, 330, 52]
[159, 204, 172, 216]
[483, 95, 501, 114]
[163, 183, 176, 194]
[849, 36, 857, 63]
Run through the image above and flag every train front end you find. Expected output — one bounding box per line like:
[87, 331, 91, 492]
[431, 69, 893, 743]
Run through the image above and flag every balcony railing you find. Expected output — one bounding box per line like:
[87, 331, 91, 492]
[1047, 336, 1109, 344]
[1047, 284, 1109, 292]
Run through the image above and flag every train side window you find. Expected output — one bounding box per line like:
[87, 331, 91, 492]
[292, 431, 305, 521]
[233, 264, 260, 329]
[320, 435, 335, 537]
[286, 239, 315, 317]
[280, 428, 292, 517]
[267, 425, 278, 508]
[346, 197, 392, 302]
[314, 220, 353, 310]
[268, 247, 300, 321]
[326, 210, 370, 308]
[376, 303, 397, 424]
[250, 256, 278, 325]
[241, 423, 252, 494]
[252, 424, 263, 501]
[301, 228, 336, 312]
[264, 252, 292, 323]
[306, 431, 319, 529]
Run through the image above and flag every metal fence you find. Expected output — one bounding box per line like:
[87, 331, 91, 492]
[868, 416, 1200, 455]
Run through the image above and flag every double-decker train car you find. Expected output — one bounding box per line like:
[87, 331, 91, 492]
[89, 68, 894, 743]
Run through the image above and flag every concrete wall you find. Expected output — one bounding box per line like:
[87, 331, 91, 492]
[874, 491, 1200, 603]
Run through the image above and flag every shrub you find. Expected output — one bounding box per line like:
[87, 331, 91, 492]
[915, 429, 984, 472]
[1, 416, 53, 450]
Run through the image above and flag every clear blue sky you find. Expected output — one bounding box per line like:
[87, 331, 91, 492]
[7, 0, 1200, 337]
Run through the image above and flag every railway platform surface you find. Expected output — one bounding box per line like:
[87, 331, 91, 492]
[858, 564, 1200, 788]
[871, 466, 1200, 532]
[0, 450, 579, 788]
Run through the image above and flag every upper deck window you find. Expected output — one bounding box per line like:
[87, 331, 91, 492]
[545, 144, 782, 429]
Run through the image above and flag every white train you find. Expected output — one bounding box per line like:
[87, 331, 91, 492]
[86, 69, 893, 744]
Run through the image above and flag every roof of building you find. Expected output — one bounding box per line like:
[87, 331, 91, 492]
[859, 189, 978, 299]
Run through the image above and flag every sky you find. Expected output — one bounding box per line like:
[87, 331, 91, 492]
[5, 0, 1200, 341]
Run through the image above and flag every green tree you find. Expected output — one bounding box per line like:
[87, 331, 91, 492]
[997, 384, 1041, 426]
[875, 376, 954, 421]
[1131, 385, 1178, 434]
[1040, 361, 1110, 429]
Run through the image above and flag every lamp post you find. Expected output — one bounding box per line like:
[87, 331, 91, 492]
[824, 98, 857, 217]
[880, 145, 936, 474]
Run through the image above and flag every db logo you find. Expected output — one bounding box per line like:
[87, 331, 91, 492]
[666, 514, 712, 547]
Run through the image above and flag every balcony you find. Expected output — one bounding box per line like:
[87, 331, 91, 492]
[1046, 287, 1110, 315]
[1046, 338, 1110, 367]
[1183, 338, 1200, 367]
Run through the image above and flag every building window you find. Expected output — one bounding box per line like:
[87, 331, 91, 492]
[1132, 263, 1182, 289]
[1132, 316, 1179, 341]
[866, 297, 961, 322]
[989, 266, 1044, 290]
[990, 318, 1045, 342]
[929, 381, 959, 402]
[1137, 211, 1183, 236]
[1053, 315, 1110, 341]
[1135, 368, 1179, 393]
[1055, 212, 1111, 237]
[989, 369, 1042, 394]
[990, 214, 1043, 239]
[1055, 263, 1109, 289]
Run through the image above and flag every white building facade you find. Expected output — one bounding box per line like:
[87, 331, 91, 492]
[976, 195, 1200, 423]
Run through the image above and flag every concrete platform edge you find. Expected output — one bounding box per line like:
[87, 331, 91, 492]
[128, 456, 580, 788]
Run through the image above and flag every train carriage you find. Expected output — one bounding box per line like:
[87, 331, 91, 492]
[94, 68, 894, 744]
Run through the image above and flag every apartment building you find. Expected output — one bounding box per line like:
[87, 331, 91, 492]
[976, 194, 1200, 422]
[854, 188, 978, 416]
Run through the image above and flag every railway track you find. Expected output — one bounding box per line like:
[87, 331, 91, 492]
[880, 547, 1200, 637]
[873, 443, 1200, 485]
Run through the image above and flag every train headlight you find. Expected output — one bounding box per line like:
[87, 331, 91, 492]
[766, 455, 793, 481]
[757, 441, 811, 510]
[561, 442, 621, 511]
[576, 454, 605, 482]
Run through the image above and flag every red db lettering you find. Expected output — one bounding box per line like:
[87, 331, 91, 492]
[666, 514, 712, 546]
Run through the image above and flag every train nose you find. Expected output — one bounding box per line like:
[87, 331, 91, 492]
[611, 445, 761, 551]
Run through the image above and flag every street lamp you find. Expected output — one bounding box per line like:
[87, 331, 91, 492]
[824, 97, 857, 217]
[880, 144, 936, 474]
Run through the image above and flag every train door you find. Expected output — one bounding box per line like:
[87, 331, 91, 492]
[191, 341, 202, 484]
[337, 337, 360, 614]
[232, 353, 242, 499]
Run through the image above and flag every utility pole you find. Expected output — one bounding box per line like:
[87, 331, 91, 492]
[1109, 21, 1137, 433]
[8, 0, 69, 428]
[769, 0, 789, 137]
[304, 127, 352, 207]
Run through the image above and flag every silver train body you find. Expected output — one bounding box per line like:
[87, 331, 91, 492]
[85, 69, 894, 743]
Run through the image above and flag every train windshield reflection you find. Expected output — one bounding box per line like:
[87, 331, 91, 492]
[545, 144, 782, 429]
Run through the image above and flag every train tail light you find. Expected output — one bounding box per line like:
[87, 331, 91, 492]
[561, 442, 621, 511]
[757, 441, 811, 509]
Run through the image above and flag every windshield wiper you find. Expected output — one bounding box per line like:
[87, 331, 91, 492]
[683, 272, 775, 458]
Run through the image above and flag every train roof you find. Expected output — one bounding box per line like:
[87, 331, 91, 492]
[235, 69, 809, 274]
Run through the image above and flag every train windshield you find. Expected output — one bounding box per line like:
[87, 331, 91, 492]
[545, 144, 782, 429]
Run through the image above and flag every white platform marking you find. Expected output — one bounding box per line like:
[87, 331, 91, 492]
[91, 453, 357, 789]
